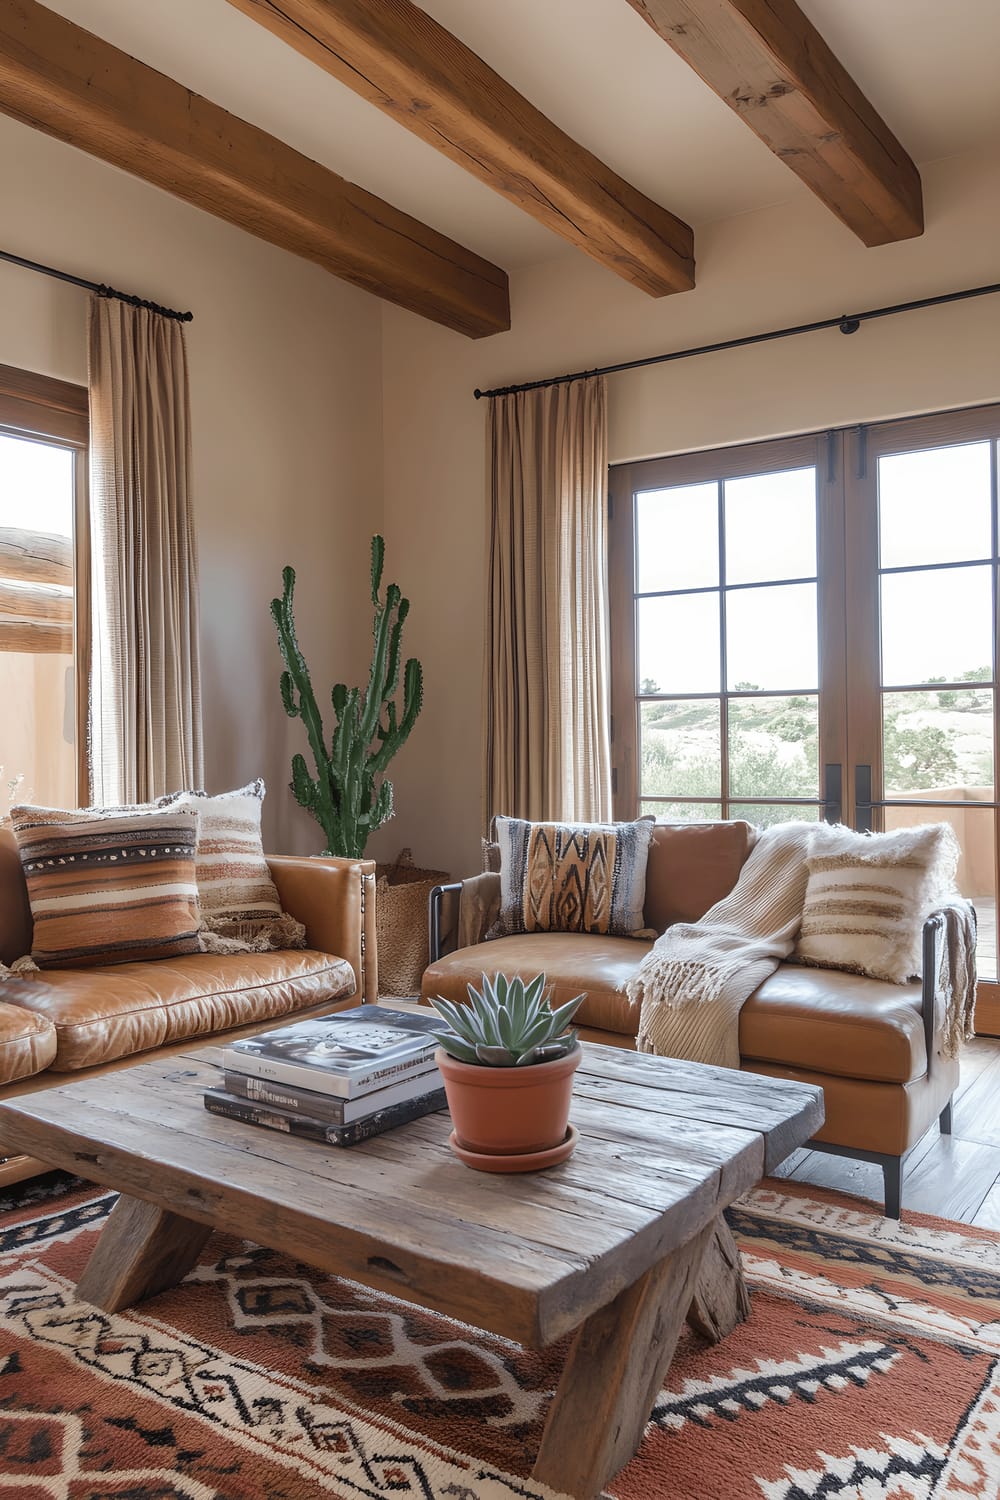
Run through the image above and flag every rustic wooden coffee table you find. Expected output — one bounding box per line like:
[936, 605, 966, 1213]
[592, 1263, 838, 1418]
[0, 1041, 821, 1499]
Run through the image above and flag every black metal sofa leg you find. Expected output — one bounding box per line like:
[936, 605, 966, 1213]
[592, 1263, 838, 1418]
[940, 1100, 954, 1135]
[882, 1157, 902, 1220]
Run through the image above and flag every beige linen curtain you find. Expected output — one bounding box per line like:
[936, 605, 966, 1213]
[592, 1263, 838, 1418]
[484, 376, 613, 826]
[88, 297, 203, 804]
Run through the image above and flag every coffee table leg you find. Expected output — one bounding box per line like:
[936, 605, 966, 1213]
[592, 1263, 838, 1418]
[687, 1214, 751, 1343]
[76, 1193, 213, 1312]
[532, 1222, 713, 1500]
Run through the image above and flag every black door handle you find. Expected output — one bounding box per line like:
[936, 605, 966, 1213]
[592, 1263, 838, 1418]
[855, 764, 873, 833]
[823, 764, 842, 824]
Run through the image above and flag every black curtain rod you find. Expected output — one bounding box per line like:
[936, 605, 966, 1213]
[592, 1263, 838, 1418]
[0, 248, 193, 323]
[473, 280, 1000, 401]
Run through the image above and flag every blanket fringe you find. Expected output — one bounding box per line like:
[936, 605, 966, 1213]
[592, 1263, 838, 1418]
[198, 913, 307, 954]
[4, 955, 40, 975]
[627, 958, 729, 1012]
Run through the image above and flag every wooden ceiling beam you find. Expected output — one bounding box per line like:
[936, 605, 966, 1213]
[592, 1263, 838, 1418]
[0, 0, 509, 338]
[625, 0, 923, 246]
[223, 0, 695, 297]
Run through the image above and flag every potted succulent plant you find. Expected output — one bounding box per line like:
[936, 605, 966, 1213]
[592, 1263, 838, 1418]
[429, 974, 584, 1173]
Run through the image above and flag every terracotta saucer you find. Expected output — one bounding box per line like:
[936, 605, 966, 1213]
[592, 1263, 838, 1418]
[448, 1123, 579, 1173]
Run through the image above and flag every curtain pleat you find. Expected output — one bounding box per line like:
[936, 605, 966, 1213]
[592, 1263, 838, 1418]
[88, 297, 203, 804]
[484, 377, 612, 827]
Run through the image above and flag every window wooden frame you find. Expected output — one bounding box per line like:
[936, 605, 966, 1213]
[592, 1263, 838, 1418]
[610, 404, 1000, 1035]
[843, 403, 1000, 1036]
[609, 431, 847, 826]
[0, 363, 90, 802]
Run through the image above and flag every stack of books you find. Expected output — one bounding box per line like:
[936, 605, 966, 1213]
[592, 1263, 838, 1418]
[204, 1004, 448, 1146]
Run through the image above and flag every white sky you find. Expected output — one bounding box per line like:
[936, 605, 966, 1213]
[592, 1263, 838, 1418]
[635, 442, 994, 694]
[0, 433, 74, 537]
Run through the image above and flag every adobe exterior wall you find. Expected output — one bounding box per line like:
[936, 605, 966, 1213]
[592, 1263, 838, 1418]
[0, 114, 384, 853]
[379, 145, 1000, 879]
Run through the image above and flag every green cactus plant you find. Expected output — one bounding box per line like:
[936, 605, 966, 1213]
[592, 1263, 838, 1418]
[271, 535, 423, 859]
[430, 974, 584, 1067]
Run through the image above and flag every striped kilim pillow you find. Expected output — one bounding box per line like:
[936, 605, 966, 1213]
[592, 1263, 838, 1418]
[11, 807, 201, 969]
[491, 814, 655, 937]
[795, 823, 961, 983]
[158, 780, 305, 951]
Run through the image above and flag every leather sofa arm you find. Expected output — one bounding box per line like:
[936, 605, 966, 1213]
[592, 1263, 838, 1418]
[267, 856, 377, 1005]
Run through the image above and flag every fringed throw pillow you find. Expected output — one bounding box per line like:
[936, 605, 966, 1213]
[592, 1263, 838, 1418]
[10, 805, 201, 969]
[794, 822, 961, 983]
[490, 814, 655, 938]
[158, 780, 306, 952]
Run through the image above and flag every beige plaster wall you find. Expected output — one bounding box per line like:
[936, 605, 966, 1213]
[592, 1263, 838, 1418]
[379, 145, 1000, 878]
[0, 114, 383, 853]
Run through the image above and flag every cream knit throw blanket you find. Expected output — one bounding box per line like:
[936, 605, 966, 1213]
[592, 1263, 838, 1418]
[628, 821, 827, 1069]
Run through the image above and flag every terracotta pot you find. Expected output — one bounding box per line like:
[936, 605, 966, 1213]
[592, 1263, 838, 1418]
[436, 1043, 582, 1159]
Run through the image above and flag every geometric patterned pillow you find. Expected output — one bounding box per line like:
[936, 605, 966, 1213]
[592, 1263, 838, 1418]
[489, 814, 655, 938]
[10, 806, 201, 969]
[157, 780, 305, 951]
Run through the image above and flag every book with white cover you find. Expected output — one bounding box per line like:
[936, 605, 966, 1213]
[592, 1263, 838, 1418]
[221, 1061, 443, 1124]
[222, 1003, 446, 1100]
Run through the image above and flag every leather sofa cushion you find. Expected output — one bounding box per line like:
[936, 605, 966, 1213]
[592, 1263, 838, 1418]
[0, 949, 355, 1071]
[643, 821, 754, 932]
[740, 965, 928, 1084]
[421, 933, 652, 1037]
[0, 1002, 57, 1085]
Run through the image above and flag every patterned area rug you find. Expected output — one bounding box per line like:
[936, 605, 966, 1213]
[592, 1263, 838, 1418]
[0, 1172, 998, 1499]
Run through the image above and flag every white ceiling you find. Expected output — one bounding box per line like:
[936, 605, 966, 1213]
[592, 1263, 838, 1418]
[39, 0, 1000, 272]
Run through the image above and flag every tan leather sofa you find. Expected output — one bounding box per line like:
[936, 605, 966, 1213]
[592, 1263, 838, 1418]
[421, 821, 961, 1218]
[0, 827, 376, 1180]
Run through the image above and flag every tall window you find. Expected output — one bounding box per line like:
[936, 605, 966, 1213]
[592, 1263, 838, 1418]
[0, 364, 88, 812]
[609, 404, 1000, 1034]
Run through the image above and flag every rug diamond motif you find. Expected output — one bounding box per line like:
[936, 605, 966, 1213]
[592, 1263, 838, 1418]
[1, 1176, 998, 1499]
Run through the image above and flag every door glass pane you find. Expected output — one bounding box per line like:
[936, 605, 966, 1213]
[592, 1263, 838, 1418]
[883, 804, 996, 980]
[880, 566, 992, 686]
[0, 433, 76, 812]
[726, 583, 818, 691]
[724, 467, 816, 584]
[636, 482, 718, 593]
[641, 699, 721, 799]
[641, 800, 722, 823]
[637, 593, 719, 694]
[883, 689, 993, 798]
[879, 443, 991, 569]
[729, 695, 819, 800]
[730, 803, 820, 828]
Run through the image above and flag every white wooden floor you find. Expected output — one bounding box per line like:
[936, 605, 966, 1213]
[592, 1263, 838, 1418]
[776, 1033, 1000, 1227]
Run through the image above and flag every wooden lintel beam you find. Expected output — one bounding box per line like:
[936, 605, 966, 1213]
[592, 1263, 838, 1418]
[626, 0, 923, 246]
[0, 527, 72, 588]
[0, 578, 72, 623]
[0, 0, 509, 338]
[0, 616, 71, 653]
[224, 0, 695, 297]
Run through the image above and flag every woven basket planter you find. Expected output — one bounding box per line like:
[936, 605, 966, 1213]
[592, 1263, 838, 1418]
[374, 849, 449, 998]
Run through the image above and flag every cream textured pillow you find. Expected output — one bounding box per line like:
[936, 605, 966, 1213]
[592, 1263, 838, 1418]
[490, 814, 655, 938]
[794, 822, 960, 983]
[158, 780, 306, 952]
